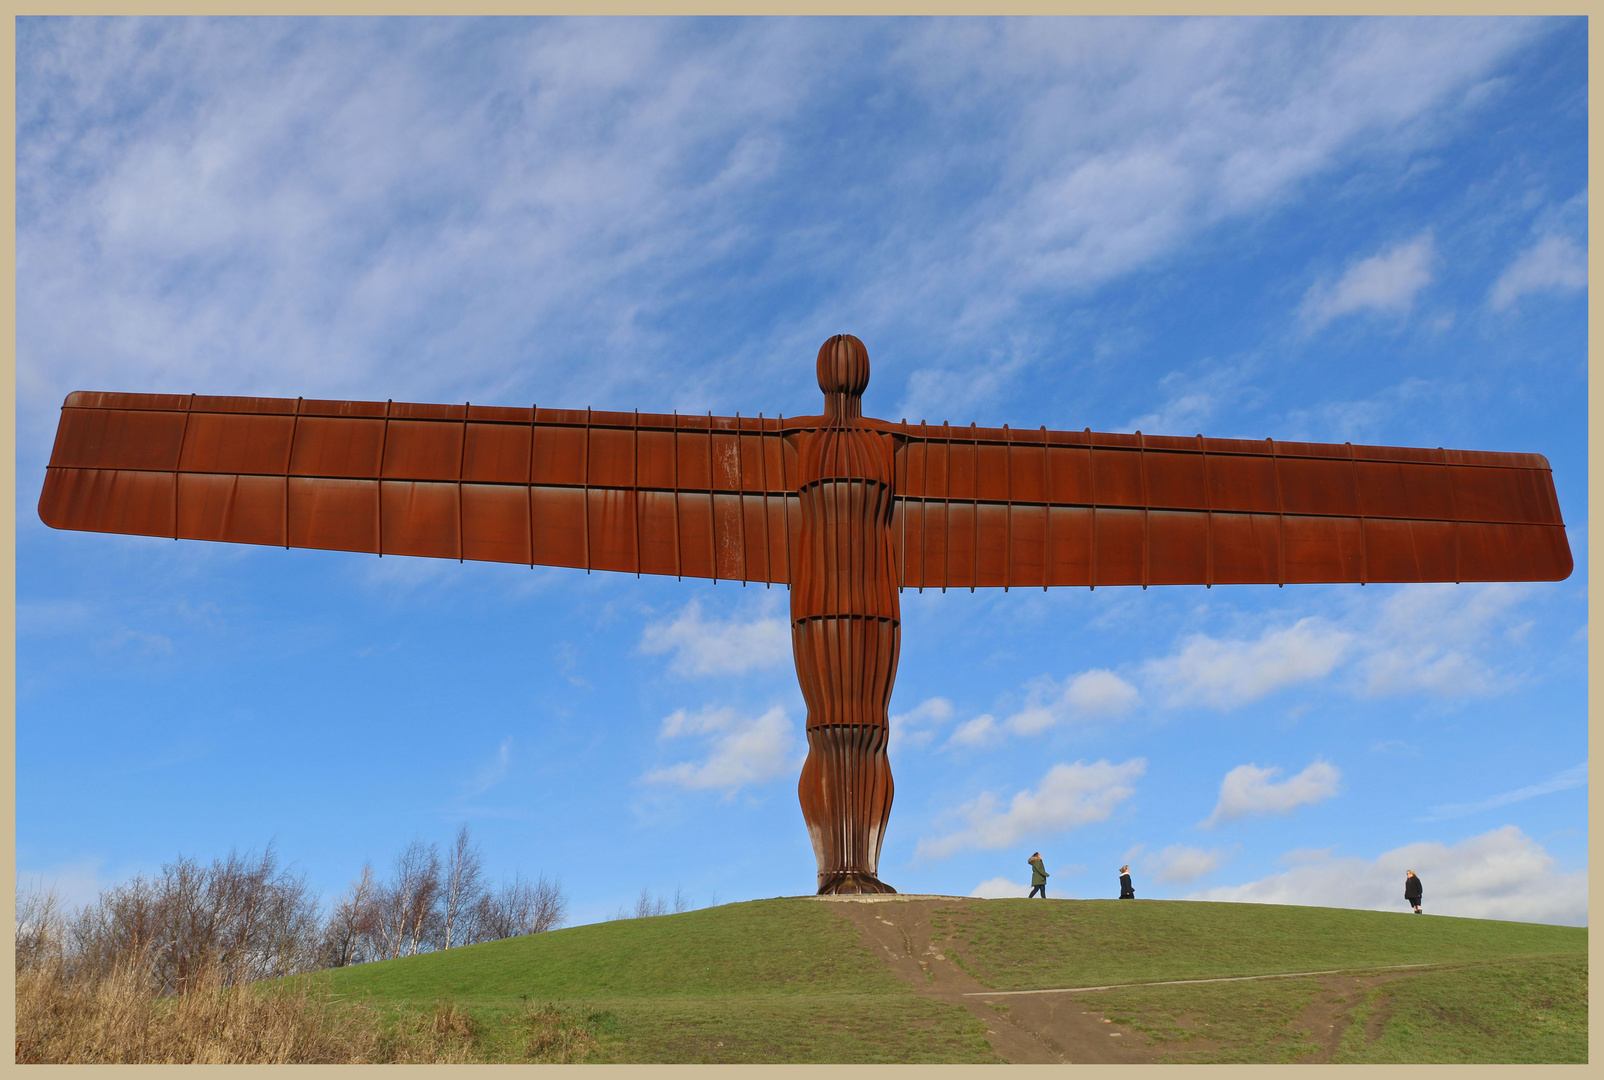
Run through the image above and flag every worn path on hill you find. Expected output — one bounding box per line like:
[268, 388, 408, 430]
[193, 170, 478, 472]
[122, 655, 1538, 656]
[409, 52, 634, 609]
[819, 895, 1425, 1064]
[819, 895, 1158, 1064]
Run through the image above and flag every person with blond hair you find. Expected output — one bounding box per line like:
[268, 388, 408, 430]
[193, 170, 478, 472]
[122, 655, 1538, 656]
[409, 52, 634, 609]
[1404, 870, 1423, 914]
[1027, 852, 1049, 898]
[1118, 865, 1135, 899]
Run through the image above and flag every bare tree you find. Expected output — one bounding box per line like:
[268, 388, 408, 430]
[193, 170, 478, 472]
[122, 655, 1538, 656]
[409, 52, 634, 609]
[321, 864, 379, 968]
[527, 875, 567, 935]
[472, 874, 567, 941]
[372, 840, 443, 959]
[672, 885, 690, 914]
[632, 888, 668, 919]
[441, 826, 485, 950]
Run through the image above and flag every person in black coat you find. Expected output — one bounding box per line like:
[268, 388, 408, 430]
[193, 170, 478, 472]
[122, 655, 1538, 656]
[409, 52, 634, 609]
[1404, 869, 1423, 914]
[1118, 865, 1135, 899]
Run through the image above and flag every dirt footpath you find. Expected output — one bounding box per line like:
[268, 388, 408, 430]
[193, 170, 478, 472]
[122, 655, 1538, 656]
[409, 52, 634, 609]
[819, 895, 1160, 1064]
[821, 895, 1422, 1064]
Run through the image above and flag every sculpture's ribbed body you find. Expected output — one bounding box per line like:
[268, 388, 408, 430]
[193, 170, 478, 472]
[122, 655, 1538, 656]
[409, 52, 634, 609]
[793, 336, 899, 895]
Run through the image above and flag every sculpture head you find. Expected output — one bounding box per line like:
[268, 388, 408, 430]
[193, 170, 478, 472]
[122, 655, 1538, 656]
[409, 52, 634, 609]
[817, 334, 869, 421]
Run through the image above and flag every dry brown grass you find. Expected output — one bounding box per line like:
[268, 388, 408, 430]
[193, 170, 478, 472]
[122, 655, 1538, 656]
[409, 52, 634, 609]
[524, 1002, 601, 1062]
[15, 953, 479, 1064]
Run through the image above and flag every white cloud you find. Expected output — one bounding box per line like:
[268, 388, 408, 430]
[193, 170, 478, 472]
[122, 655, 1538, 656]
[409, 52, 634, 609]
[1147, 844, 1233, 884]
[917, 758, 1146, 859]
[1424, 761, 1587, 822]
[643, 705, 798, 792]
[1135, 583, 1533, 711]
[889, 696, 954, 754]
[1299, 233, 1436, 329]
[1202, 760, 1342, 828]
[942, 668, 1139, 749]
[971, 876, 1031, 899]
[1064, 669, 1140, 714]
[1143, 617, 1352, 710]
[947, 713, 1000, 748]
[1188, 825, 1587, 926]
[1352, 583, 1528, 697]
[639, 598, 790, 676]
[1489, 233, 1587, 310]
[1001, 669, 1140, 737]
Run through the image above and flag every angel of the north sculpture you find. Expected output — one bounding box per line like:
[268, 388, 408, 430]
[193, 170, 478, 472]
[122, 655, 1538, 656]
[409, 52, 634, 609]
[39, 334, 1572, 895]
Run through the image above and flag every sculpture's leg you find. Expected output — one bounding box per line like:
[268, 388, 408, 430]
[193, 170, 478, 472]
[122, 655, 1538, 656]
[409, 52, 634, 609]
[798, 723, 895, 894]
[793, 613, 898, 895]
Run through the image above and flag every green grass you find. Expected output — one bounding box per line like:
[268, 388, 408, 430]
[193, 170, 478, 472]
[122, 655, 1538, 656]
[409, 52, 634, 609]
[310, 897, 1586, 1063]
[1064, 955, 1589, 1064]
[1331, 955, 1588, 1064]
[328, 898, 914, 1000]
[1076, 976, 1329, 1063]
[313, 899, 998, 1063]
[928, 898, 1585, 989]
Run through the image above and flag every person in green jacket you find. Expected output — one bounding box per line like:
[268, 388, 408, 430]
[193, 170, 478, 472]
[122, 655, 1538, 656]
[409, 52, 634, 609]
[1028, 852, 1049, 898]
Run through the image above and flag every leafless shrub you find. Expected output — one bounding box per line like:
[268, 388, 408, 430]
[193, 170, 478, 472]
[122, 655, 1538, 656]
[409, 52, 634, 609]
[16, 884, 68, 972]
[61, 845, 322, 994]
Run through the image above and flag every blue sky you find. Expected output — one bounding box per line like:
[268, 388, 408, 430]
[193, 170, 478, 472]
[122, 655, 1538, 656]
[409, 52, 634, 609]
[16, 16, 1588, 928]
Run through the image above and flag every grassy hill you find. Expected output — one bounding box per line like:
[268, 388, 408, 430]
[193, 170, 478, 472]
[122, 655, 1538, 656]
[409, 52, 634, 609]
[308, 896, 1586, 1064]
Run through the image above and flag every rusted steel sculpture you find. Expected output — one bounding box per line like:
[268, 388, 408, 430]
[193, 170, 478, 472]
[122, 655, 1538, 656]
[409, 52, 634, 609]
[39, 334, 1573, 894]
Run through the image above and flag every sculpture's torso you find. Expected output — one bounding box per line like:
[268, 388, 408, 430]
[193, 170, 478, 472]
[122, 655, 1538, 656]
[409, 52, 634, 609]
[791, 335, 900, 894]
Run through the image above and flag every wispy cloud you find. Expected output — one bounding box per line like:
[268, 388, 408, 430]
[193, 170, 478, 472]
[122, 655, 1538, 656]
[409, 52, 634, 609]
[1278, 376, 1445, 444]
[17, 858, 123, 913]
[16, 18, 1549, 456]
[1188, 825, 1587, 925]
[1299, 233, 1436, 330]
[462, 738, 513, 798]
[1489, 233, 1587, 310]
[1352, 583, 1530, 697]
[917, 758, 1146, 859]
[639, 598, 790, 676]
[1423, 761, 1587, 821]
[1202, 760, 1342, 828]
[643, 704, 798, 793]
[1127, 360, 1262, 437]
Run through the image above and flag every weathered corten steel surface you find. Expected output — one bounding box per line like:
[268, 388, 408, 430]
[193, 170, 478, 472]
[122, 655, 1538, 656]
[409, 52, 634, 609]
[38, 335, 1573, 894]
[793, 335, 899, 894]
[39, 387, 1573, 590]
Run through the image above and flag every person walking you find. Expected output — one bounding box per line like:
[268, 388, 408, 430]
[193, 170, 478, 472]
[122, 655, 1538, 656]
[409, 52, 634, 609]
[1118, 865, 1135, 899]
[1404, 870, 1423, 914]
[1028, 853, 1049, 898]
